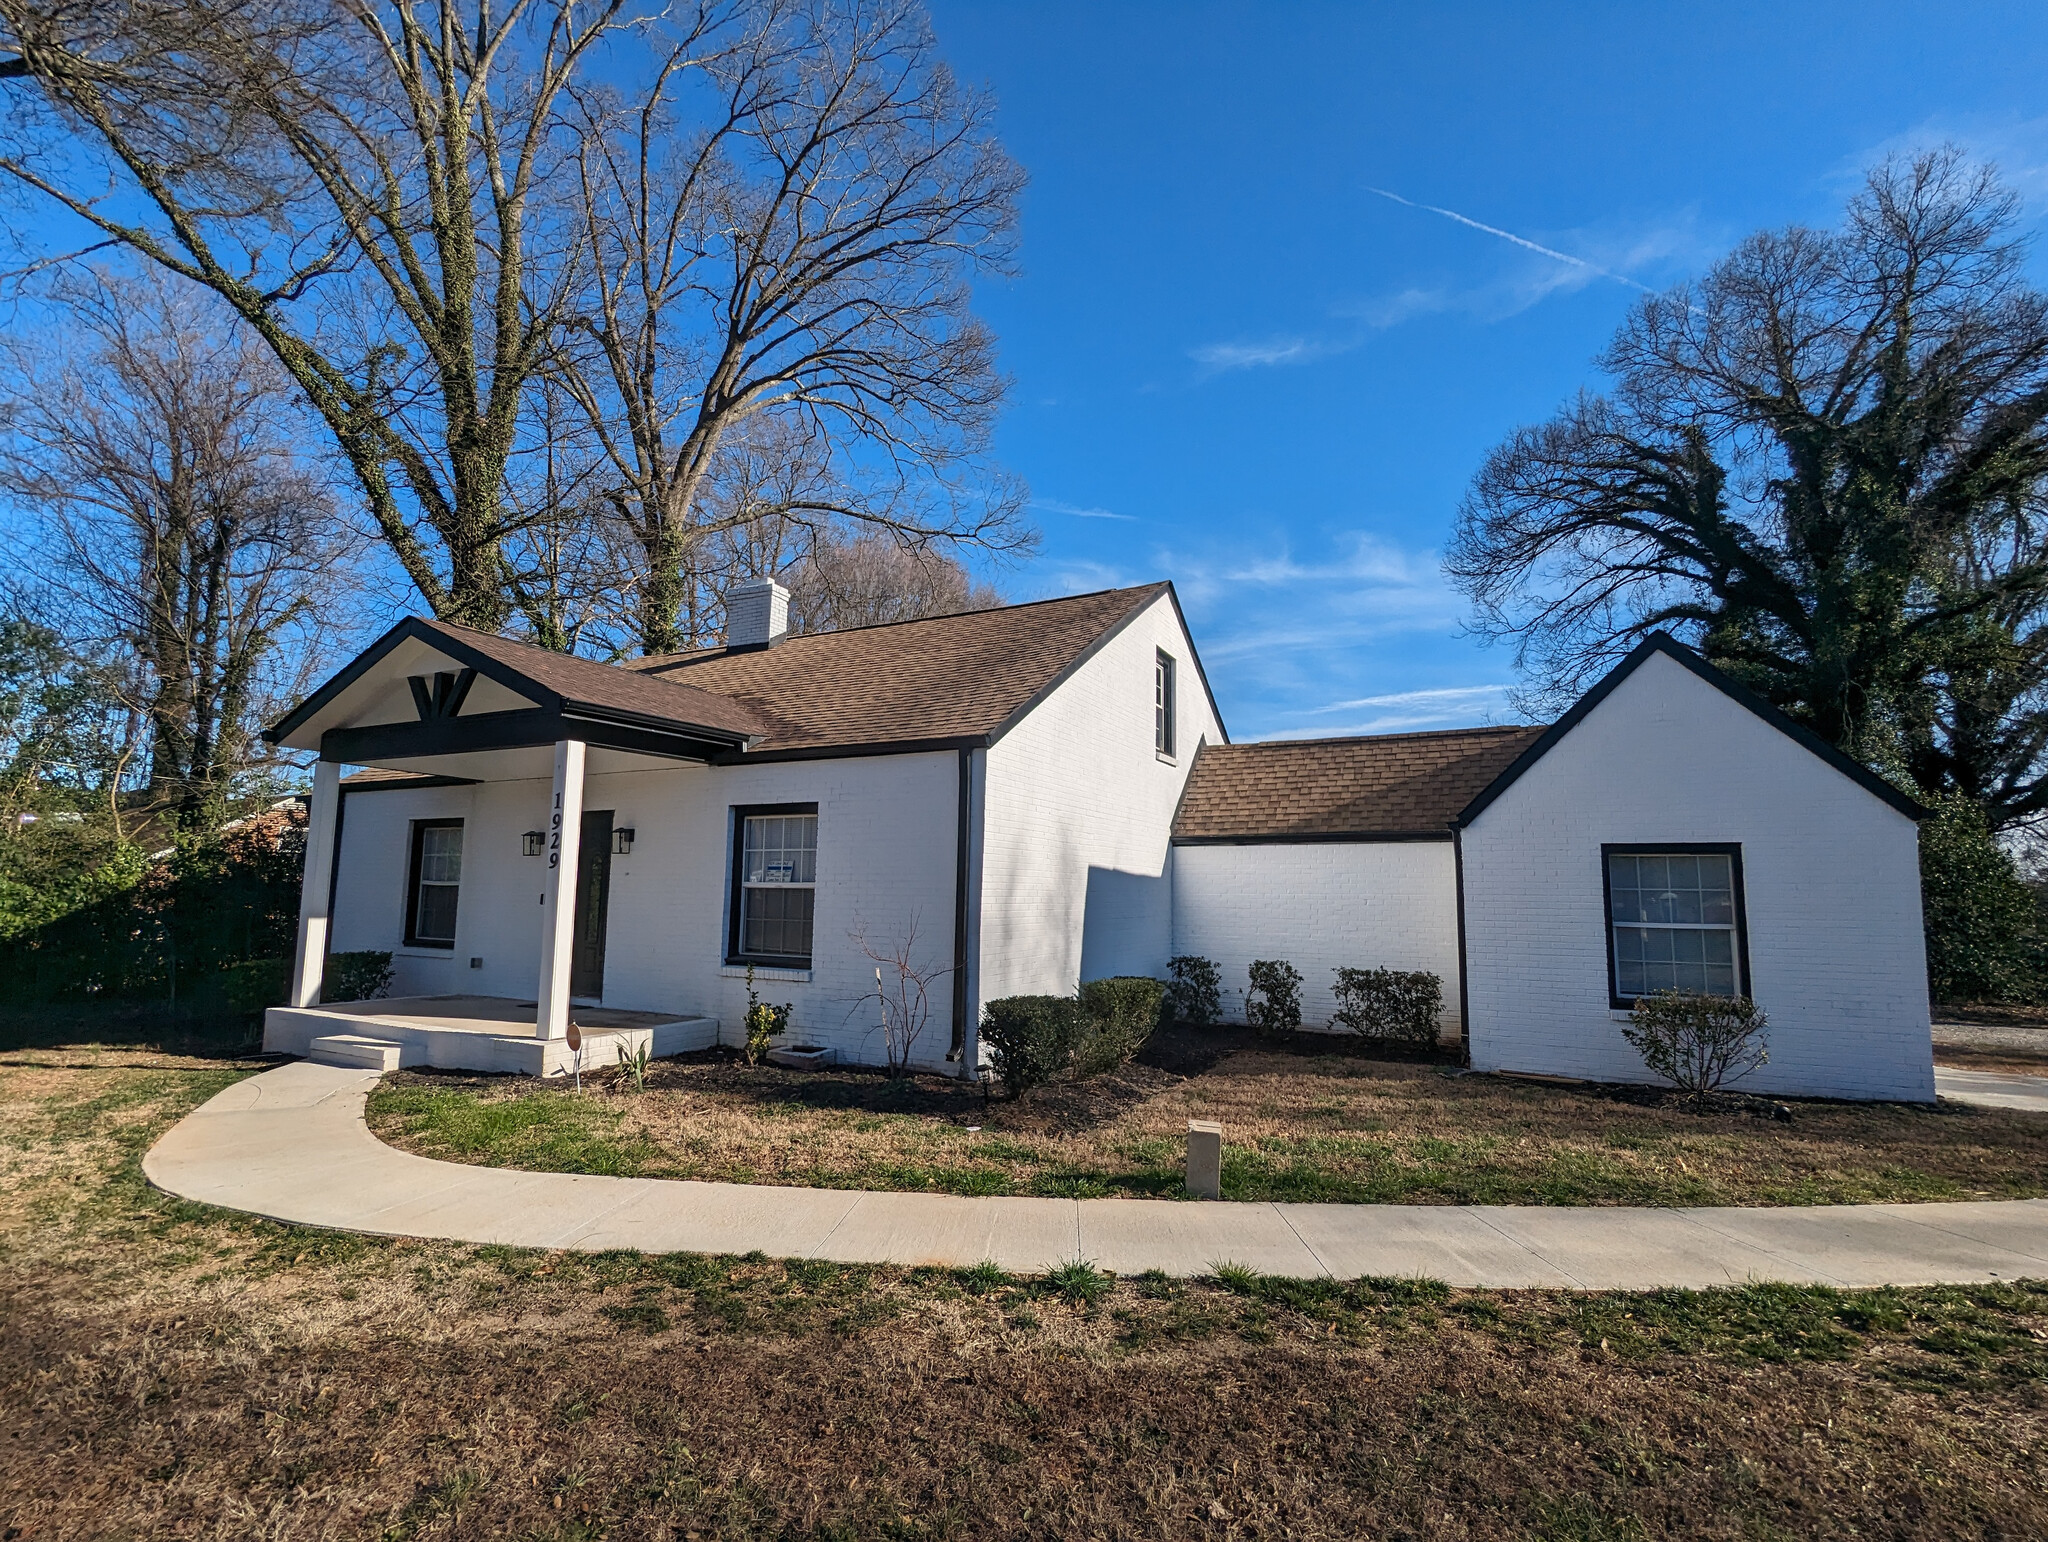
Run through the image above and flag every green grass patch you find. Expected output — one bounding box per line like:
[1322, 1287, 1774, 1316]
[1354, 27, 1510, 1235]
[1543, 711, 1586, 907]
[366, 1082, 667, 1177]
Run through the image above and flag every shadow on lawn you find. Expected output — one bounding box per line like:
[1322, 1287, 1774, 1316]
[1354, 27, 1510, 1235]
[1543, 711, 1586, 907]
[0, 1001, 262, 1062]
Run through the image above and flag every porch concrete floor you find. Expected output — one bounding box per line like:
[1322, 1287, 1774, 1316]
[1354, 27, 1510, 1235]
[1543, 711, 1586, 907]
[261, 996, 722, 1075]
[143, 1061, 2048, 1286]
[306, 995, 691, 1038]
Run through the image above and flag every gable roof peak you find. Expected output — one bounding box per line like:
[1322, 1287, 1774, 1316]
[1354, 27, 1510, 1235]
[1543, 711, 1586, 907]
[1453, 631, 1926, 826]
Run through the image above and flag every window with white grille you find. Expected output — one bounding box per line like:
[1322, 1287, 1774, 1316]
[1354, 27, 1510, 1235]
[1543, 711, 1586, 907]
[730, 807, 818, 964]
[1605, 847, 1745, 1002]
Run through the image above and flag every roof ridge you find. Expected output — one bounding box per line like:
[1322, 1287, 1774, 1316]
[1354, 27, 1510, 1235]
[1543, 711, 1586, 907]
[630, 580, 1171, 672]
[628, 581, 1172, 676]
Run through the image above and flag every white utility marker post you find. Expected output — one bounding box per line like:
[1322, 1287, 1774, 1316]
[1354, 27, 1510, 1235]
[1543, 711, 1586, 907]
[288, 759, 343, 1008]
[534, 738, 587, 1041]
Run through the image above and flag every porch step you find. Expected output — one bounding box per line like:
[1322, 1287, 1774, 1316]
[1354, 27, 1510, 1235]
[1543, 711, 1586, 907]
[306, 1034, 405, 1072]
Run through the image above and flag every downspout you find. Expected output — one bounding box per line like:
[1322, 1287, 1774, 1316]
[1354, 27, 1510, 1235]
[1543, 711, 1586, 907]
[325, 778, 348, 922]
[1452, 824, 1471, 1067]
[949, 746, 972, 1068]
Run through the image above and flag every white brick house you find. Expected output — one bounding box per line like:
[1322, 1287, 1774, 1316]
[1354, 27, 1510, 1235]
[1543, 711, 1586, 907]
[1172, 636, 1933, 1103]
[264, 587, 1933, 1101]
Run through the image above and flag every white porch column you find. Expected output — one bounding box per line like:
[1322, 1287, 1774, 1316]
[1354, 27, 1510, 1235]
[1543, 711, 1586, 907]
[534, 738, 587, 1040]
[288, 760, 342, 1009]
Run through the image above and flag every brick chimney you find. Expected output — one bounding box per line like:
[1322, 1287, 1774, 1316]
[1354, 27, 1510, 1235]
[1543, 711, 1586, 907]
[726, 578, 790, 651]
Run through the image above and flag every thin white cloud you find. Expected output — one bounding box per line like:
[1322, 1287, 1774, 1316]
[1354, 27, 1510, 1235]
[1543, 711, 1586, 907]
[1307, 684, 1512, 715]
[1036, 558, 1131, 597]
[1169, 532, 1440, 612]
[1365, 186, 1655, 293]
[1032, 497, 1137, 522]
[1187, 335, 1342, 373]
[1189, 204, 1711, 369]
[1250, 684, 1517, 740]
[1843, 115, 2048, 207]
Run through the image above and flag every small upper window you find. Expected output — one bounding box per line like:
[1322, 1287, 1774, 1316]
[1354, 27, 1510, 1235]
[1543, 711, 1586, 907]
[1606, 848, 1744, 1004]
[1155, 649, 1177, 757]
[730, 807, 818, 965]
[406, 819, 464, 948]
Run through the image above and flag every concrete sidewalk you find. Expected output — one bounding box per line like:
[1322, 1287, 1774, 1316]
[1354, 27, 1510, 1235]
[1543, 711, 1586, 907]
[143, 1061, 2048, 1291]
[1936, 1066, 2048, 1114]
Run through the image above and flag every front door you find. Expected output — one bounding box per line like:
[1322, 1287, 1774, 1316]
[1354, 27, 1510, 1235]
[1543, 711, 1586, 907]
[570, 809, 613, 1000]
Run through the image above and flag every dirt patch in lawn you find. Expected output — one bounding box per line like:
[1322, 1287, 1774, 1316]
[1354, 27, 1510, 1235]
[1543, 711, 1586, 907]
[5, 1038, 2048, 1540]
[368, 1024, 2048, 1206]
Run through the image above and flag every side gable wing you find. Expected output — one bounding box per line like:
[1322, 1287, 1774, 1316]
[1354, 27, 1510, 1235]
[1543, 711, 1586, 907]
[1454, 634, 1926, 827]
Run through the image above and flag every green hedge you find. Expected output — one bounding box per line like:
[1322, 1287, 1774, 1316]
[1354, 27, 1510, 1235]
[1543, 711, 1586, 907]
[324, 950, 394, 1004]
[980, 995, 1085, 1100]
[0, 807, 305, 1007]
[1330, 967, 1442, 1048]
[1076, 975, 1165, 1073]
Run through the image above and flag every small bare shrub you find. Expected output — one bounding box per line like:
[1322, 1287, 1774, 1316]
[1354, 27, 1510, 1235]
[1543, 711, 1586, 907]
[1164, 955, 1222, 1024]
[849, 915, 953, 1076]
[1622, 991, 1770, 1110]
[1331, 967, 1442, 1048]
[1245, 959, 1302, 1037]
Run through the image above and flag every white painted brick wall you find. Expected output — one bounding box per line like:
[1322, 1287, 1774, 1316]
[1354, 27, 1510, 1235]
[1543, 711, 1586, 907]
[1170, 840, 1462, 1037]
[328, 751, 962, 1071]
[978, 594, 1223, 1002]
[1462, 650, 1934, 1102]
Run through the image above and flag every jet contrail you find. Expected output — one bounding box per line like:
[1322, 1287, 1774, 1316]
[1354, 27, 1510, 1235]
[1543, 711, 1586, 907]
[1366, 186, 1654, 293]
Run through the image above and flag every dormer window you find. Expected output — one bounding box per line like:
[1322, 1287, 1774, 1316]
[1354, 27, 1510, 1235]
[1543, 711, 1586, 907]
[1155, 649, 1177, 758]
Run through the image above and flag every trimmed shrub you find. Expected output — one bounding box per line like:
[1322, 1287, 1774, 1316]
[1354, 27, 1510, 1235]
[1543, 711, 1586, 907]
[1077, 975, 1165, 1073]
[981, 994, 1086, 1100]
[1331, 967, 1443, 1048]
[224, 956, 288, 1014]
[323, 949, 393, 1003]
[1245, 959, 1302, 1037]
[1164, 954, 1222, 1024]
[1621, 990, 1770, 1110]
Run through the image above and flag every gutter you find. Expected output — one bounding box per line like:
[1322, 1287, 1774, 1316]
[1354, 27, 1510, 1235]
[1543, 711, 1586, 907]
[950, 747, 973, 1069]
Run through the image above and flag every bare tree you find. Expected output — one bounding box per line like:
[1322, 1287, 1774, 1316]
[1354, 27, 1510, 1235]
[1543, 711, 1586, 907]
[0, 0, 676, 631]
[779, 528, 999, 634]
[1448, 150, 2048, 825]
[0, 272, 358, 829]
[554, 0, 1032, 654]
[848, 913, 950, 1076]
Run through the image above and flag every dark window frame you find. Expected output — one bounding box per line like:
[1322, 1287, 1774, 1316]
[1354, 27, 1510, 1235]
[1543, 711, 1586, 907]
[404, 817, 464, 949]
[726, 802, 819, 967]
[1600, 842, 1750, 1010]
[1155, 648, 1177, 758]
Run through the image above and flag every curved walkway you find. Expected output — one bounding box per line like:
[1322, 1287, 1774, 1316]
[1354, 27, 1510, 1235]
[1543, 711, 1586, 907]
[143, 1061, 2048, 1290]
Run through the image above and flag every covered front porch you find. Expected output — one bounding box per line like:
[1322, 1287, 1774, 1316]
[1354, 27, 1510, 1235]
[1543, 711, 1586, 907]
[260, 616, 764, 1074]
[264, 995, 719, 1076]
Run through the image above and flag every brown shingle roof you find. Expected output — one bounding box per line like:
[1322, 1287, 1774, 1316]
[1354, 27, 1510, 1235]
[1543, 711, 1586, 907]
[625, 584, 1172, 755]
[1171, 725, 1549, 840]
[416, 619, 768, 739]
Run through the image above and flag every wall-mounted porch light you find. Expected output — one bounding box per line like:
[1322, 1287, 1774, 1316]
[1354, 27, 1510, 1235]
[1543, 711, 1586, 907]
[612, 827, 636, 856]
[522, 830, 546, 857]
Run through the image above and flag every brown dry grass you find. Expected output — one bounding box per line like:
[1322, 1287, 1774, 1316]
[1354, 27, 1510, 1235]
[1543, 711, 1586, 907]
[370, 1028, 2048, 1206]
[5, 1037, 2048, 1539]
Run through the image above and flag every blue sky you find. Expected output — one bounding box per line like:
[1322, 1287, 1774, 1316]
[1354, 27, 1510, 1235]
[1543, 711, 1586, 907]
[924, 0, 2048, 740]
